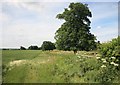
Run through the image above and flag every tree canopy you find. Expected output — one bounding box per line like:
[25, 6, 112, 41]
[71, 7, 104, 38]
[55, 2, 97, 53]
[28, 45, 39, 50]
[20, 46, 26, 50]
[41, 41, 56, 51]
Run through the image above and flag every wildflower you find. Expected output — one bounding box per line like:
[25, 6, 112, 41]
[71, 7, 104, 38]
[101, 58, 106, 61]
[96, 57, 100, 59]
[111, 57, 116, 59]
[110, 62, 115, 65]
[96, 54, 101, 57]
[101, 65, 106, 68]
[103, 60, 107, 63]
[114, 63, 119, 66]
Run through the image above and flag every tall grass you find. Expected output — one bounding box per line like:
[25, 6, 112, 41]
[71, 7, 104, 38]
[2, 50, 120, 83]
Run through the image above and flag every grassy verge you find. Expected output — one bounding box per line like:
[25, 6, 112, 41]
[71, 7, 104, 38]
[2, 50, 120, 83]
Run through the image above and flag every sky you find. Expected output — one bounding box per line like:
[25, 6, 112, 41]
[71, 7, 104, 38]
[0, 0, 119, 48]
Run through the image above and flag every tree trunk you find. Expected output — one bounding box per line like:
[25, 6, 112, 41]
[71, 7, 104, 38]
[73, 50, 77, 54]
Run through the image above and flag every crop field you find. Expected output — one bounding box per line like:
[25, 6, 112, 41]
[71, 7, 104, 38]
[2, 50, 120, 83]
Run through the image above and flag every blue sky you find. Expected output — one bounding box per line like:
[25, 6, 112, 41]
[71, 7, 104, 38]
[0, 0, 119, 48]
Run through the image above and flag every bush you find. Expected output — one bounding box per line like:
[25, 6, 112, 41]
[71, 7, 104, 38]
[98, 36, 120, 65]
[28, 45, 39, 50]
[97, 36, 120, 83]
[20, 46, 26, 50]
[41, 41, 56, 51]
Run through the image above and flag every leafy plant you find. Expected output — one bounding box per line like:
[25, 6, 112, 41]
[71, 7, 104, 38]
[97, 36, 120, 83]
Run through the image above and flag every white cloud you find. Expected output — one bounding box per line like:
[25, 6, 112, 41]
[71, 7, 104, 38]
[89, 2, 118, 42]
[1, 1, 68, 15]
[1, 1, 65, 48]
[2, 18, 61, 48]
[89, 2, 118, 22]
[2, 2, 46, 13]
[95, 28, 117, 37]
[21, 2, 44, 11]
[91, 25, 118, 42]
[0, 13, 10, 22]
[96, 26, 101, 29]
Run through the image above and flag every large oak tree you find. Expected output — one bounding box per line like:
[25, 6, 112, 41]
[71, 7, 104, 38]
[55, 2, 97, 53]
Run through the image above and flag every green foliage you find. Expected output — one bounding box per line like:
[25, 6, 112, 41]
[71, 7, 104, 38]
[41, 41, 56, 51]
[28, 45, 39, 50]
[52, 53, 101, 83]
[97, 36, 120, 83]
[96, 65, 119, 83]
[20, 46, 26, 50]
[99, 36, 120, 64]
[55, 2, 97, 52]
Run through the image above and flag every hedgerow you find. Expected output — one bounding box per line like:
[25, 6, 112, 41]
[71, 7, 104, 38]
[97, 36, 120, 82]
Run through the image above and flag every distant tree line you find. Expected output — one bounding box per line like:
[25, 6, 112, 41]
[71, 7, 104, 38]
[2, 48, 20, 50]
[20, 41, 56, 51]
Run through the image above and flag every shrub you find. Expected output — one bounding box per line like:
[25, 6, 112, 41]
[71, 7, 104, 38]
[28, 45, 39, 50]
[20, 46, 26, 50]
[97, 36, 120, 83]
[41, 41, 56, 51]
[99, 36, 120, 62]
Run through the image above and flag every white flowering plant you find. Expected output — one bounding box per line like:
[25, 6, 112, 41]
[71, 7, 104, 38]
[96, 36, 120, 82]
